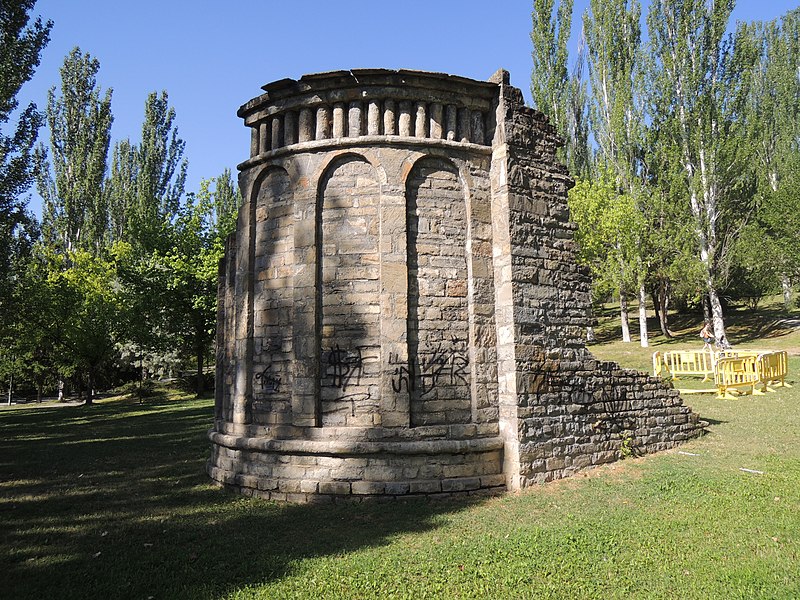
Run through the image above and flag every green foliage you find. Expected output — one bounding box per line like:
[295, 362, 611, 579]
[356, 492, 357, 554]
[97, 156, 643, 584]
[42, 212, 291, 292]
[2, 29, 240, 399]
[619, 432, 634, 459]
[0, 0, 50, 317]
[531, 0, 590, 177]
[0, 0, 51, 203]
[51, 247, 123, 402]
[748, 9, 800, 195]
[585, 0, 643, 188]
[530, 0, 573, 129]
[127, 91, 187, 252]
[568, 171, 645, 300]
[646, 0, 759, 342]
[156, 175, 239, 393]
[37, 47, 113, 254]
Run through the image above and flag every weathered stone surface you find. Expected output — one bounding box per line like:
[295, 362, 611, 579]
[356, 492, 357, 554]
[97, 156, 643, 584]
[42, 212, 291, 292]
[210, 69, 704, 503]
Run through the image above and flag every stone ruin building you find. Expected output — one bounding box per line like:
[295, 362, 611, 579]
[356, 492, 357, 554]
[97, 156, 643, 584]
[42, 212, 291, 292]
[207, 69, 704, 502]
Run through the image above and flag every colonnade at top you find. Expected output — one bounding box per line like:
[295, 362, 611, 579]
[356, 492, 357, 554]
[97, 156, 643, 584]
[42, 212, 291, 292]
[248, 97, 491, 157]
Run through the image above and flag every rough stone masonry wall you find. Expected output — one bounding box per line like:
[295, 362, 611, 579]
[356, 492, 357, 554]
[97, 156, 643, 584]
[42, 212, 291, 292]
[493, 78, 704, 487]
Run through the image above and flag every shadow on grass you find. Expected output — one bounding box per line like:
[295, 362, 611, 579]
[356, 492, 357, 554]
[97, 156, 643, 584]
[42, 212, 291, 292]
[0, 398, 485, 599]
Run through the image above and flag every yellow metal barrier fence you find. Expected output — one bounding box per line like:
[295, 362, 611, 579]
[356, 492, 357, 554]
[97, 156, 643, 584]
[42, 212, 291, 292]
[715, 355, 761, 399]
[756, 350, 791, 391]
[652, 350, 716, 381]
[653, 349, 791, 399]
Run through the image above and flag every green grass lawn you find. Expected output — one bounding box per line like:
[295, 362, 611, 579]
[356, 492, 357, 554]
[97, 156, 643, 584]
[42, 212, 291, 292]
[2, 306, 799, 598]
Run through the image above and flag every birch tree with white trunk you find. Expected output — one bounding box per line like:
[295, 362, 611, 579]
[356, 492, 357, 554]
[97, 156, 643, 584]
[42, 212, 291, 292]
[647, 0, 758, 348]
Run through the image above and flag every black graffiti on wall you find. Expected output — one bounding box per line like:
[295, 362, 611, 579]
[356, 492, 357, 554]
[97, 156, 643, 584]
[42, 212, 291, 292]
[332, 392, 373, 417]
[254, 339, 282, 394]
[255, 363, 281, 394]
[389, 340, 469, 396]
[325, 344, 364, 391]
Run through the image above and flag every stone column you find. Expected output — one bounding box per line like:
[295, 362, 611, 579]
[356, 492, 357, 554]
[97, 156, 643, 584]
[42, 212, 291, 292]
[250, 126, 260, 157]
[384, 99, 396, 135]
[398, 101, 412, 136]
[316, 106, 331, 140]
[298, 108, 314, 142]
[291, 158, 321, 427]
[259, 121, 270, 154]
[367, 100, 381, 135]
[332, 103, 346, 138]
[471, 110, 485, 145]
[489, 93, 521, 491]
[232, 180, 256, 431]
[379, 180, 410, 428]
[429, 103, 443, 139]
[283, 111, 297, 146]
[445, 105, 458, 141]
[458, 107, 472, 143]
[271, 115, 283, 150]
[415, 102, 427, 138]
[348, 101, 363, 137]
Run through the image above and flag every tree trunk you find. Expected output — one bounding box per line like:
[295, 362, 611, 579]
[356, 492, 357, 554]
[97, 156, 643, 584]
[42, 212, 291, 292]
[782, 274, 793, 311]
[36, 381, 43, 403]
[655, 281, 673, 338]
[620, 288, 631, 342]
[708, 286, 729, 348]
[58, 379, 64, 402]
[703, 295, 712, 326]
[652, 287, 660, 326]
[196, 347, 204, 396]
[6, 373, 12, 406]
[638, 282, 649, 348]
[85, 370, 94, 406]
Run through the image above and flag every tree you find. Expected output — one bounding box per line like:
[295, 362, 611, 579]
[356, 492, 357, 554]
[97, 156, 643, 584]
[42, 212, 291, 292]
[568, 171, 647, 337]
[53, 248, 122, 404]
[584, 0, 650, 345]
[747, 9, 800, 308]
[531, 0, 590, 177]
[210, 168, 239, 237]
[38, 47, 113, 254]
[127, 91, 187, 252]
[0, 1, 51, 312]
[161, 174, 239, 394]
[106, 137, 138, 243]
[2, 242, 68, 403]
[647, 0, 758, 347]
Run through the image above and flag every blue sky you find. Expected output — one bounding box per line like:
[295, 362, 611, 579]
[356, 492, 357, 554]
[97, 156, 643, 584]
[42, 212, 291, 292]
[16, 0, 798, 216]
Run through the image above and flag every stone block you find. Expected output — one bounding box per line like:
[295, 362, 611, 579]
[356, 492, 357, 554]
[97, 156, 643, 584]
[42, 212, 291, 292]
[441, 477, 481, 492]
[319, 481, 352, 495]
[351, 481, 386, 495]
[409, 479, 442, 494]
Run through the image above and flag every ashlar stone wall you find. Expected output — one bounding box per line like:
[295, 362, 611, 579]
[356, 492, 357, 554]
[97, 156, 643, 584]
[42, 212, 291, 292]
[208, 69, 703, 502]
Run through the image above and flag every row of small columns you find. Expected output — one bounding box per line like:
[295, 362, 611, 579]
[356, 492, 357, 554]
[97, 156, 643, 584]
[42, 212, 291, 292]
[250, 99, 488, 156]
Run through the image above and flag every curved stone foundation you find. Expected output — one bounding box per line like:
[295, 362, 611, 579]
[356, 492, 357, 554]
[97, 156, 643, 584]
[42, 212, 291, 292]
[208, 431, 504, 502]
[208, 69, 704, 502]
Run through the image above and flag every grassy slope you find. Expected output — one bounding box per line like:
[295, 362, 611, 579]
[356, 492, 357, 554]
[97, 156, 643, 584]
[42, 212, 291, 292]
[1, 303, 799, 599]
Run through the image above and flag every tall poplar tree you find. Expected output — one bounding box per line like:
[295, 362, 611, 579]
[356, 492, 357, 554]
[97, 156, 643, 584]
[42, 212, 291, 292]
[584, 0, 649, 345]
[0, 1, 51, 309]
[106, 91, 187, 251]
[38, 47, 113, 254]
[647, 0, 758, 347]
[531, 0, 590, 177]
[129, 91, 187, 252]
[747, 9, 800, 308]
[106, 137, 138, 242]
